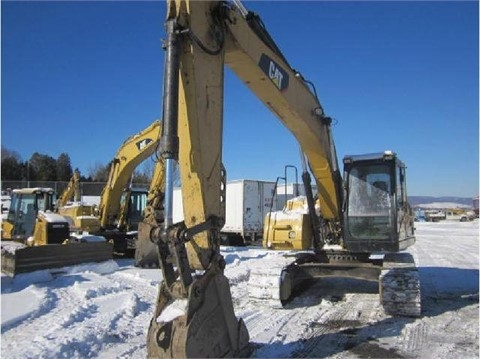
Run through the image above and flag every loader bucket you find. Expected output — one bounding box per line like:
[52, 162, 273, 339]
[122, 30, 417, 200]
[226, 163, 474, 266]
[1, 242, 114, 276]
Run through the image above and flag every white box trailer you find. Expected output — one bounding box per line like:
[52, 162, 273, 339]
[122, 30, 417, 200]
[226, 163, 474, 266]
[172, 179, 286, 244]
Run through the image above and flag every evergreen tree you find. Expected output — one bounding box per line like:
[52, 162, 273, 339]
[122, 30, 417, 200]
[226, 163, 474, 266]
[29, 153, 57, 181]
[56, 153, 73, 181]
[1, 146, 23, 180]
[1, 157, 23, 180]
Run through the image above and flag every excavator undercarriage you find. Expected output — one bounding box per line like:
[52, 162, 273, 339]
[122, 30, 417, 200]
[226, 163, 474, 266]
[248, 250, 420, 317]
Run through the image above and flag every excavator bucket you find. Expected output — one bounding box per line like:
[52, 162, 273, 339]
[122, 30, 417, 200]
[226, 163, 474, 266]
[147, 271, 251, 358]
[1, 241, 114, 276]
[134, 236, 159, 267]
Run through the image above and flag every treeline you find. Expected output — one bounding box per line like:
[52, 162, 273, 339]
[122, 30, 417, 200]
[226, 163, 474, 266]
[1, 146, 151, 183]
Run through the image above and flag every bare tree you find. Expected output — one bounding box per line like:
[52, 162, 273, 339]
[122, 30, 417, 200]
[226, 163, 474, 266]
[88, 162, 110, 182]
[1, 145, 21, 162]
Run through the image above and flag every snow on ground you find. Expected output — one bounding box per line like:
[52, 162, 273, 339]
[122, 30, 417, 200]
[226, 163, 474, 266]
[1, 221, 478, 358]
[416, 202, 472, 209]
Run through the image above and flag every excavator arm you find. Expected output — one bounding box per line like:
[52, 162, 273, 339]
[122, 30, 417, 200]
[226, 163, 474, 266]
[57, 169, 81, 208]
[98, 120, 162, 229]
[134, 156, 167, 267]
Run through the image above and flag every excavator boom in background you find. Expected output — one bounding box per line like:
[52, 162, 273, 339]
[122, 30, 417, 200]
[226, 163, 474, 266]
[56, 168, 81, 208]
[98, 120, 162, 230]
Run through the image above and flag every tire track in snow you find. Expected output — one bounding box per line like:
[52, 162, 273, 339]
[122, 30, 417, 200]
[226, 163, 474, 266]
[402, 320, 426, 356]
[2, 283, 97, 359]
[1, 285, 58, 335]
[286, 290, 383, 358]
[31, 283, 145, 358]
[95, 270, 160, 358]
[2, 270, 153, 359]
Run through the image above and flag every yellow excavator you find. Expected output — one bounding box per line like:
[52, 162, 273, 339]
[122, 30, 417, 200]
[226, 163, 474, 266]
[97, 120, 162, 231]
[58, 120, 164, 255]
[56, 168, 101, 234]
[92, 119, 163, 254]
[141, 0, 420, 357]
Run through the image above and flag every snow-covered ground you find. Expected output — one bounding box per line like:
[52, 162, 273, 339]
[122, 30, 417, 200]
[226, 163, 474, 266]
[1, 221, 478, 358]
[416, 202, 473, 209]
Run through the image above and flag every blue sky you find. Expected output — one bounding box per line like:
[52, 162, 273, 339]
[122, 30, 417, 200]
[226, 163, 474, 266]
[2, 1, 478, 197]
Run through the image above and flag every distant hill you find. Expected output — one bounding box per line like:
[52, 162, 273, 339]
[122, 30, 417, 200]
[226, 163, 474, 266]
[408, 196, 474, 208]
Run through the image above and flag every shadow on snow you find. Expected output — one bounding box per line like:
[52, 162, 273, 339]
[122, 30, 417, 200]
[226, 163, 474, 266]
[250, 266, 478, 358]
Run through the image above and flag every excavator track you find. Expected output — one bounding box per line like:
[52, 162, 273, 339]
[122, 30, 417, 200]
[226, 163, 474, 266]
[380, 253, 421, 317]
[248, 251, 421, 317]
[247, 254, 303, 308]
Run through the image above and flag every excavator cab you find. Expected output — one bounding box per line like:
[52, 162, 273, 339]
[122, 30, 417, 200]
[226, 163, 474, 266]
[119, 188, 148, 231]
[342, 151, 415, 252]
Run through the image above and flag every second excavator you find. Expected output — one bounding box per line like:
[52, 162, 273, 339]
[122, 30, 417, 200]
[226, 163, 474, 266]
[58, 120, 165, 256]
[140, 1, 420, 357]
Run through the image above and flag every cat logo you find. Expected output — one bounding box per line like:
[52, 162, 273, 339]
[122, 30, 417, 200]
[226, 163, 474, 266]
[136, 138, 153, 151]
[258, 54, 289, 91]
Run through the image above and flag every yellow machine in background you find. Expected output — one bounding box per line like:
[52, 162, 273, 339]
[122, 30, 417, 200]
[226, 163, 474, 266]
[134, 156, 166, 267]
[1, 120, 165, 275]
[97, 120, 162, 230]
[138, 1, 419, 357]
[56, 168, 81, 208]
[263, 196, 314, 250]
[2, 188, 69, 245]
[94, 120, 163, 254]
[57, 169, 101, 233]
[1, 187, 113, 275]
[58, 120, 164, 255]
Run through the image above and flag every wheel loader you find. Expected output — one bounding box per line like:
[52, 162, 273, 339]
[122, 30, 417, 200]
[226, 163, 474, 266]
[1, 187, 113, 276]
